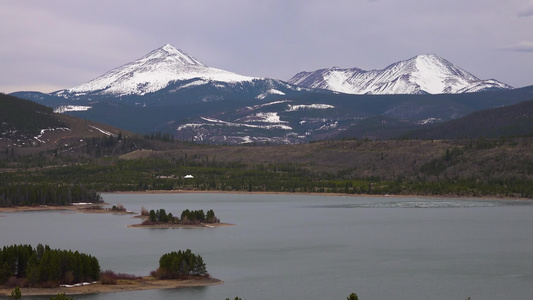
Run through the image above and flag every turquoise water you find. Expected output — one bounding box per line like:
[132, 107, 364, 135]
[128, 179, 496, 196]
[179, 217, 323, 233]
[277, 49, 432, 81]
[1, 193, 532, 300]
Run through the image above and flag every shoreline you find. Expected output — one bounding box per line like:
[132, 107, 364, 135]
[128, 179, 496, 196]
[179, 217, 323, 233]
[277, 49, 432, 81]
[0, 204, 136, 214]
[104, 189, 527, 201]
[128, 222, 234, 229]
[0, 191, 528, 214]
[0, 277, 222, 296]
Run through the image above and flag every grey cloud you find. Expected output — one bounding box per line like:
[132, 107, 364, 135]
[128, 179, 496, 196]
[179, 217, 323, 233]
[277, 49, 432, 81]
[2, 0, 533, 93]
[503, 41, 533, 52]
[518, 1, 533, 16]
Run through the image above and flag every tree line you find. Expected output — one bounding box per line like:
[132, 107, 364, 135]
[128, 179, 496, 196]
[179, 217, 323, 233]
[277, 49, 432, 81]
[4, 155, 533, 199]
[147, 208, 218, 224]
[0, 244, 100, 287]
[3, 136, 533, 199]
[0, 183, 102, 207]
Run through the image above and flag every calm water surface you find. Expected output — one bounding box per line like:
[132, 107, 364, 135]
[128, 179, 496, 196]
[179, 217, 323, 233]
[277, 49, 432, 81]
[0, 193, 532, 300]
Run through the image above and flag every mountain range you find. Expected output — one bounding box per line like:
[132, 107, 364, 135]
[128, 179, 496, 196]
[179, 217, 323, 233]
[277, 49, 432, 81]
[10, 44, 533, 144]
[288, 54, 512, 95]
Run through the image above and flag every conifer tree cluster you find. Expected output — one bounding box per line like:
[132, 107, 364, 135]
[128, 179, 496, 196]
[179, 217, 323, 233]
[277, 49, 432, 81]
[147, 208, 218, 224]
[0, 244, 100, 287]
[154, 249, 207, 279]
[0, 183, 102, 207]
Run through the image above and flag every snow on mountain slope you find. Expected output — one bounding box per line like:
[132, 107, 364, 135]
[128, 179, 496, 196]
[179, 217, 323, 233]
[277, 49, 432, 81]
[55, 44, 256, 97]
[289, 54, 513, 95]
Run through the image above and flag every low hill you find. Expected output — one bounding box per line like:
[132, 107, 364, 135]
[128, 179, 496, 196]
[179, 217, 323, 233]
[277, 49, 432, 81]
[333, 116, 421, 140]
[0, 93, 65, 139]
[404, 99, 533, 139]
[0, 93, 143, 156]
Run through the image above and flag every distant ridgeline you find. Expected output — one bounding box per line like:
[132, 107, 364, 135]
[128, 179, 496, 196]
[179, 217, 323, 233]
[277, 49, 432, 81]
[0, 244, 100, 287]
[0, 183, 102, 207]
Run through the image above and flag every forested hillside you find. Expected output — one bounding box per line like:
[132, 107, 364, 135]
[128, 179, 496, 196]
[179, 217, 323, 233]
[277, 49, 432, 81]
[404, 99, 533, 139]
[0, 244, 100, 287]
[2, 94, 533, 200]
[0, 93, 66, 140]
[2, 136, 533, 199]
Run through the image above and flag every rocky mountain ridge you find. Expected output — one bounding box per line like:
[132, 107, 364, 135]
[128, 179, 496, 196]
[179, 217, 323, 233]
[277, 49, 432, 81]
[9, 45, 531, 145]
[288, 54, 512, 94]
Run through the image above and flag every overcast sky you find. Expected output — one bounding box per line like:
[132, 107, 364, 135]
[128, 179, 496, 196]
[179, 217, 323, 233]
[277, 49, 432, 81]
[1, 0, 533, 93]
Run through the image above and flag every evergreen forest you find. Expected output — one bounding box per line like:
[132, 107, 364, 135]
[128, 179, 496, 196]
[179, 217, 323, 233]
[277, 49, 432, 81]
[0, 244, 100, 287]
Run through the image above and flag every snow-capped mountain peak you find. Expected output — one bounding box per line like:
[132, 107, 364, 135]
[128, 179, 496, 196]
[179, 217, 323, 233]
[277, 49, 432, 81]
[289, 54, 512, 95]
[144, 44, 206, 67]
[400, 53, 479, 94]
[56, 44, 256, 97]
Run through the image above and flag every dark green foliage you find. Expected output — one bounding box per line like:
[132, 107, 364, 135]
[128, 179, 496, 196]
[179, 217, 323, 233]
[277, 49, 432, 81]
[0, 93, 65, 138]
[3, 131, 533, 199]
[206, 209, 216, 222]
[156, 249, 207, 278]
[149, 209, 157, 222]
[147, 209, 218, 224]
[0, 244, 100, 287]
[83, 134, 136, 158]
[49, 294, 74, 300]
[8, 287, 21, 300]
[420, 147, 464, 176]
[180, 209, 206, 223]
[156, 208, 168, 223]
[144, 131, 175, 142]
[347, 292, 359, 300]
[0, 183, 102, 207]
[404, 98, 533, 140]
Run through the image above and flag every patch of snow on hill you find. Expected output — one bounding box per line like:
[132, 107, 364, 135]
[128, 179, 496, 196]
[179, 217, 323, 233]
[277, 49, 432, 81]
[170, 79, 209, 91]
[256, 89, 286, 99]
[246, 100, 292, 111]
[53, 105, 92, 113]
[200, 117, 292, 130]
[34, 127, 71, 143]
[242, 112, 287, 123]
[418, 118, 442, 124]
[287, 104, 335, 111]
[177, 123, 213, 130]
[89, 125, 116, 136]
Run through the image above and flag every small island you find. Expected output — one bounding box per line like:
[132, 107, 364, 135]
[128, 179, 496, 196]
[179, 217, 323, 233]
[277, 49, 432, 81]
[129, 208, 233, 228]
[0, 244, 221, 296]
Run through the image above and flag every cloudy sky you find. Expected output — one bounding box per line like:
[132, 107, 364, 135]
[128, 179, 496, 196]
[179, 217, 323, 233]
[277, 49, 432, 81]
[1, 0, 533, 93]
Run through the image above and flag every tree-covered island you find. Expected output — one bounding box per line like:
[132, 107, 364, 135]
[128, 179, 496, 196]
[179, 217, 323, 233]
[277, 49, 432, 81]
[0, 245, 221, 296]
[129, 208, 233, 228]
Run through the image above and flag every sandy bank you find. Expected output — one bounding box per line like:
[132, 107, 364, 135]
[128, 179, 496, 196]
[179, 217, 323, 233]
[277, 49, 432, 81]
[0, 277, 222, 296]
[0, 204, 135, 214]
[128, 222, 234, 229]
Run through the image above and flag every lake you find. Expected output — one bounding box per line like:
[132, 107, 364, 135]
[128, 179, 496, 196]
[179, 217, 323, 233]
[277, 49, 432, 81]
[1, 193, 532, 300]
